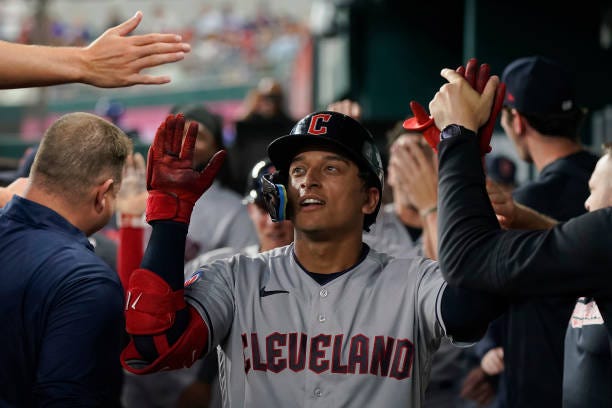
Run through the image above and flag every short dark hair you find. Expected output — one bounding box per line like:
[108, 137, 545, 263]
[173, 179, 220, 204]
[519, 108, 586, 141]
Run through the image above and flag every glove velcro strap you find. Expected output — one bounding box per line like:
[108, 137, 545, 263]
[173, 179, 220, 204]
[403, 115, 434, 132]
[403, 117, 441, 152]
[146, 191, 194, 224]
[121, 306, 209, 374]
[125, 269, 187, 335]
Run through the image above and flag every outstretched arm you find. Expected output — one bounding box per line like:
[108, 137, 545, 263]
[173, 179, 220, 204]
[427, 68, 612, 296]
[486, 178, 558, 230]
[437, 132, 612, 296]
[121, 114, 226, 374]
[0, 11, 190, 89]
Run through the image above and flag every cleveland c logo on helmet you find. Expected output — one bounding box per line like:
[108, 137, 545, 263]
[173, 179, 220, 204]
[307, 113, 332, 135]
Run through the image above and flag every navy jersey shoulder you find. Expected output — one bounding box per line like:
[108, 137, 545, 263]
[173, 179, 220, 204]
[0, 197, 123, 406]
[513, 150, 598, 221]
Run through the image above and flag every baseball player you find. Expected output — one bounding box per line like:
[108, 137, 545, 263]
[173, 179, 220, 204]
[121, 112, 505, 407]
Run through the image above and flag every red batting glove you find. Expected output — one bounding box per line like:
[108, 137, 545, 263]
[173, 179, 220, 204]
[456, 58, 506, 155]
[145, 114, 226, 224]
[402, 101, 440, 152]
[480, 81, 506, 155]
[403, 59, 485, 153]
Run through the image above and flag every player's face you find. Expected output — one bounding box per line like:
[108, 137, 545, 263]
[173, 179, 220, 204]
[185, 120, 218, 170]
[584, 153, 612, 212]
[287, 149, 378, 237]
[248, 202, 294, 251]
[501, 108, 532, 163]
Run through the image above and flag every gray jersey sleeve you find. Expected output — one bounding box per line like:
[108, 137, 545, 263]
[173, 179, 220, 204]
[413, 257, 448, 347]
[184, 257, 238, 352]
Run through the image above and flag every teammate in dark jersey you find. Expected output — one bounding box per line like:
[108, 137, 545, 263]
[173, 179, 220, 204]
[0, 113, 131, 406]
[428, 67, 612, 331]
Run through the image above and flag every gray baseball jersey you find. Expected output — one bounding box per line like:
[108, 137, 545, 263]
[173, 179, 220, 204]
[363, 203, 423, 259]
[184, 243, 449, 407]
[188, 181, 258, 256]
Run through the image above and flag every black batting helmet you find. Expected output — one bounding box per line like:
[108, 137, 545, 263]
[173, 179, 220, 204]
[243, 158, 276, 206]
[267, 111, 384, 231]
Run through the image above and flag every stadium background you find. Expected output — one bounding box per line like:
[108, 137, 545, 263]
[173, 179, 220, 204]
[0, 0, 610, 190]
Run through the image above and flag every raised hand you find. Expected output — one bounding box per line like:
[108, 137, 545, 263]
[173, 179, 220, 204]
[405, 58, 504, 156]
[146, 114, 226, 224]
[116, 152, 148, 221]
[429, 68, 499, 134]
[403, 59, 483, 152]
[326, 99, 362, 121]
[82, 11, 191, 87]
[389, 137, 437, 214]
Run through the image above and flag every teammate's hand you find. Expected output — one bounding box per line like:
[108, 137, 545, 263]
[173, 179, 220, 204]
[460, 366, 496, 406]
[429, 68, 499, 134]
[0, 177, 28, 208]
[81, 11, 191, 87]
[455, 58, 505, 155]
[486, 178, 516, 229]
[403, 58, 494, 153]
[146, 114, 226, 224]
[481, 346, 504, 375]
[389, 136, 437, 214]
[326, 99, 362, 121]
[117, 152, 148, 217]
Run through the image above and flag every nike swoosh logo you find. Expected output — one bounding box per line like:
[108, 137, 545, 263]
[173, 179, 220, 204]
[130, 293, 143, 310]
[260, 286, 289, 297]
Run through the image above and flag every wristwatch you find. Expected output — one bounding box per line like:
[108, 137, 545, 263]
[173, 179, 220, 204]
[440, 124, 476, 141]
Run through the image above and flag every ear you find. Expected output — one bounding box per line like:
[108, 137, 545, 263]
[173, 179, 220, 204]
[362, 186, 380, 216]
[94, 179, 115, 213]
[511, 109, 526, 135]
[246, 202, 258, 219]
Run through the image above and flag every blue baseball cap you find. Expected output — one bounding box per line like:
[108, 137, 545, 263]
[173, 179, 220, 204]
[502, 56, 577, 114]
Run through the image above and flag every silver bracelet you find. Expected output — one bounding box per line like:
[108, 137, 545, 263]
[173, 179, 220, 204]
[419, 205, 438, 218]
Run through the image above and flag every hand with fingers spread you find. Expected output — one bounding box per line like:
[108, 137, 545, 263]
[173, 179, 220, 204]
[326, 99, 362, 121]
[146, 114, 226, 224]
[389, 137, 438, 214]
[0, 11, 190, 89]
[389, 136, 439, 259]
[81, 11, 191, 87]
[116, 153, 148, 226]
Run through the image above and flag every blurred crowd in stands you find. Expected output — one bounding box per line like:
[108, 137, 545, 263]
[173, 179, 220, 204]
[0, 1, 310, 88]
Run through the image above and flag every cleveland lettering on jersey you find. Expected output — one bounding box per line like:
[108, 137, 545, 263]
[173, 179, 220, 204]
[241, 332, 414, 380]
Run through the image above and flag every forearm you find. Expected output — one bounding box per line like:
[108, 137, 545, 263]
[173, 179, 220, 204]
[511, 202, 558, 230]
[421, 211, 438, 260]
[437, 130, 612, 296]
[437, 132, 503, 288]
[131, 221, 190, 359]
[140, 221, 187, 289]
[0, 41, 84, 88]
